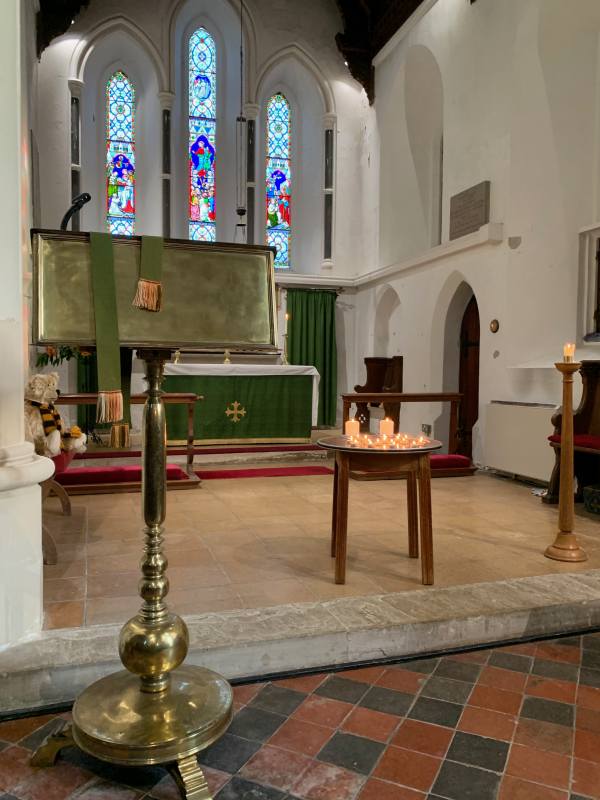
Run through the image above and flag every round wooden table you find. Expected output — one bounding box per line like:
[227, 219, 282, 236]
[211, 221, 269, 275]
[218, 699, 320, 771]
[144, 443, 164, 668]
[318, 435, 442, 585]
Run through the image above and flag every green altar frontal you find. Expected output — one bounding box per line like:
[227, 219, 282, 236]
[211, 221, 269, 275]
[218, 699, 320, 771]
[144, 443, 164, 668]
[163, 373, 314, 442]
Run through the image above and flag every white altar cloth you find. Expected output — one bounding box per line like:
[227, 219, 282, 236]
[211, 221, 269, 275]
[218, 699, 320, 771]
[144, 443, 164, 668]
[163, 363, 321, 426]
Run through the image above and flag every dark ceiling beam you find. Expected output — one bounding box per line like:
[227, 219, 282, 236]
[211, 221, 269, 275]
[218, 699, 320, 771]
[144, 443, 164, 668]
[335, 0, 426, 104]
[36, 0, 90, 58]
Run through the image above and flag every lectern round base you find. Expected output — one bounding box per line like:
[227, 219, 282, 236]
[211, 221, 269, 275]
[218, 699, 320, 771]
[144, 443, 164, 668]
[72, 665, 232, 767]
[544, 533, 588, 563]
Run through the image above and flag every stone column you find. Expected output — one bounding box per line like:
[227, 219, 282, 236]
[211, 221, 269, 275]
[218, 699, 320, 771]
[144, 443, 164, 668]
[0, 0, 53, 647]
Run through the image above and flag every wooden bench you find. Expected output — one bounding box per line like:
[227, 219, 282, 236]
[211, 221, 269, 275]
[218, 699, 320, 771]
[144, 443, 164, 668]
[544, 360, 600, 504]
[53, 392, 203, 494]
[342, 392, 476, 478]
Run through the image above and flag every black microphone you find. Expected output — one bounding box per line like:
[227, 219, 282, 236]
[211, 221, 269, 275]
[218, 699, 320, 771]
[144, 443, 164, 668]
[60, 192, 92, 231]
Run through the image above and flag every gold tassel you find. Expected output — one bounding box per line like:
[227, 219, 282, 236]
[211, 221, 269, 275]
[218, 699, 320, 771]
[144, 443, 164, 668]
[97, 390, 123, 424]
[132, 278, 162, 312]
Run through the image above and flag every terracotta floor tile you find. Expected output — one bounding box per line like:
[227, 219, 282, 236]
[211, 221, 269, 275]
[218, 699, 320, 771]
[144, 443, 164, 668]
[572, 757, 600, 799]
[43, 577, 86, 603]
[448, 650, 489, 664]
[292, 760, 365, 800]
[240, 744, 312, 791]
[578, 684, 600, 712]
[232, 683, 263, 706]
[338, 666, 387, 684]
[499, 643, 539, 658]
[478, 666, 528, 693]
[505, 743, 571, 789]
[0, 744, 92, 798]
[293, 695, 354, 729]
[374, 746, 442, 792]
[375, 668, 427, 694]
[340, 706, 399, 743]
[468, 684, 523, 716]
[577, 705, 600, 738]
[268, 717, 333, 756]
[391, 719, 453, 758]
[458, 706, 517, 741]
[43, 601, 84, 630]
[513, 718, 573, 756]
[358, 778, 425, 800]
[0, 715, 60, 744]
[525, 676, 577, 705]
[574, 728, 600, 763]
[274, 673, 327, 693]
[535, 643, 581, 665]
[499, 775, 568, 800]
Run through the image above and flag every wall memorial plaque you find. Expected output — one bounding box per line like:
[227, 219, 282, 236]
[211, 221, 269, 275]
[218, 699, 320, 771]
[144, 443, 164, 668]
[449, 180, 490, 241]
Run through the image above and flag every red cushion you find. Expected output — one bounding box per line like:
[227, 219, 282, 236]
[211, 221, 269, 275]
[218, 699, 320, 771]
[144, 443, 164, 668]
[430, 454, 472, 469]
[56, 464, 188, 486]
[549, 434, 600, 449]
[51, 452, 75, 475]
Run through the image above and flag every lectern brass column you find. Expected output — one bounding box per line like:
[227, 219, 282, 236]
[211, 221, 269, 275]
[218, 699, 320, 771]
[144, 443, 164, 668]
[32, 350, 233, 800]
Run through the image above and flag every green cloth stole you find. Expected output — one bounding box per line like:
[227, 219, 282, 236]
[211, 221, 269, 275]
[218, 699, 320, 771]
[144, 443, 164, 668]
[89, 232, 123, 423]
[132, 236, 164, 311]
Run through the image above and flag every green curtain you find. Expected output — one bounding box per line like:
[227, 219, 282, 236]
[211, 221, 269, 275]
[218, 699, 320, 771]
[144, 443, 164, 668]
[287, 289, 338, 427]
[77, 349, 132, 430]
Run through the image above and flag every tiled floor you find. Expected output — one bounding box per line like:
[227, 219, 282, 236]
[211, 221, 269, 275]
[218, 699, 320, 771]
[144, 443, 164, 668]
[42, 469, 600, 630]
[2, 633, 600, 799]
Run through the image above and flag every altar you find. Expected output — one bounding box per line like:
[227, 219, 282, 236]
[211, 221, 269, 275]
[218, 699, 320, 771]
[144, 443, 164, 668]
[157, 363, 320, 443]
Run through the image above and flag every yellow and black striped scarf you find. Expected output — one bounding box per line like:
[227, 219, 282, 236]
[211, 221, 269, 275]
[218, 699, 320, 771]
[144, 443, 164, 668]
[31, 401, 62, 436]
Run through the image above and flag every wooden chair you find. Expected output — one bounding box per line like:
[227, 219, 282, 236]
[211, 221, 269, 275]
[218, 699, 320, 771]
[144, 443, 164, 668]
[354, 356, 404, 432]
[544, 360, 600, 504]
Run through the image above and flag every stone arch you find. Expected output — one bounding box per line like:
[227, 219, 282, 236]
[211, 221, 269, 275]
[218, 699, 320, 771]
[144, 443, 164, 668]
[373, 284, 401, 357]
[404, 44, 443, 248]
[254, 44, 335, 116]
[430, 272, 477, 450]
[69, 17, 167, 91]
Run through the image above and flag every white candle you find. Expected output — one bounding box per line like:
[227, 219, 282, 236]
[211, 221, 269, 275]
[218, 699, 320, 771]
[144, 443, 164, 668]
[379, 417, 394, 436]
[285, 312, 290, 334]
[563, 343, 575, 363]
[345, 418, 360, 437]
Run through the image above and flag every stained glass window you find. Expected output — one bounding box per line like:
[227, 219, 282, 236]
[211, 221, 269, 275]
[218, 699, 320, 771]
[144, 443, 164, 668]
[266, 93, 291, 268]
[106, 71, 135, 236]
[189, 27, 217, 242]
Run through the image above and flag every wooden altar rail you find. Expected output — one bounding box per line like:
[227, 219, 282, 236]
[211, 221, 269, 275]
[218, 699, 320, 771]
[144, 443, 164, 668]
[56, 393, 203, 467]
[342, 392, 462, 454]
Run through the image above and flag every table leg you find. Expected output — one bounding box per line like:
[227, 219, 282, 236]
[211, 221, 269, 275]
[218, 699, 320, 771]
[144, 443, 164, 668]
[335, 453, 350, 584]
[407, 471, 419, 558]
[417, 455, 434, 585]
[187, 402, 194, 468]
[331, 456, 339, 557]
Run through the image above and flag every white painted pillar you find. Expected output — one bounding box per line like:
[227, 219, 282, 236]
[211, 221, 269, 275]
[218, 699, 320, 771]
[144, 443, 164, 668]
[0, 0, 53, 648]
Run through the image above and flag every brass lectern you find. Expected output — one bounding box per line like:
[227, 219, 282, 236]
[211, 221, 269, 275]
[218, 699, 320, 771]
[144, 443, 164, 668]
[30, 231, 278, 799]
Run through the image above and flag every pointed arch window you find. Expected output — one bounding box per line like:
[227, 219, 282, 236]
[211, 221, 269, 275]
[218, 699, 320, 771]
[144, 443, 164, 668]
[106, 70, 136, 236]
[188, 27, 217, 241]
[266, 93, 291, 268]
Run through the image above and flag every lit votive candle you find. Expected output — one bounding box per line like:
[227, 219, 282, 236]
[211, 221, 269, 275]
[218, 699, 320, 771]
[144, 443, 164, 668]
[563, 343, 575, 363]
[345, 418, 360, 437]
[379, 417, 394, 436]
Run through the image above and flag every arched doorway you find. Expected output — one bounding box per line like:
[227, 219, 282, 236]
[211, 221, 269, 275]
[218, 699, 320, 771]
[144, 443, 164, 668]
[457, 295, 480, 458]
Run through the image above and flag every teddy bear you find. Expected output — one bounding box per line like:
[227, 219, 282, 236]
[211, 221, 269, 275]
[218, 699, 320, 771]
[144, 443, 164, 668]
[24, 372, 87, 458]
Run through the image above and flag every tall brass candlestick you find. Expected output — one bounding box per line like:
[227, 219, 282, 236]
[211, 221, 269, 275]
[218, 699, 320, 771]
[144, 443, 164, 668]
[33, 349, 233, 800]
[544, 360, 587, 562]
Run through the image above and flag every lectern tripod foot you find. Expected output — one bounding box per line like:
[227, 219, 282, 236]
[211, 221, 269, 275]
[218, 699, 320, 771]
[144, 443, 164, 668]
[169, 755, 213, 800]
[30, 719, 74, 767]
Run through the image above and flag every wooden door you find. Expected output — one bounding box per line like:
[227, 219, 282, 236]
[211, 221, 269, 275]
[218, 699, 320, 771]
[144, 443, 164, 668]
[457, 296, 480, 458]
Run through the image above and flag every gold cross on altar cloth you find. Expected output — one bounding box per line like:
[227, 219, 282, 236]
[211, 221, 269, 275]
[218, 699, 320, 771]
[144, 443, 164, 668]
[225, 401, 246, 423]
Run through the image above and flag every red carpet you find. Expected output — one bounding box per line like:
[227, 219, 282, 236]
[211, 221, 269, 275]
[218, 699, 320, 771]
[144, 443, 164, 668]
[75, 443, 320, 460]
[56, 464, 189, 485]
[194, 465, 334, 480]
